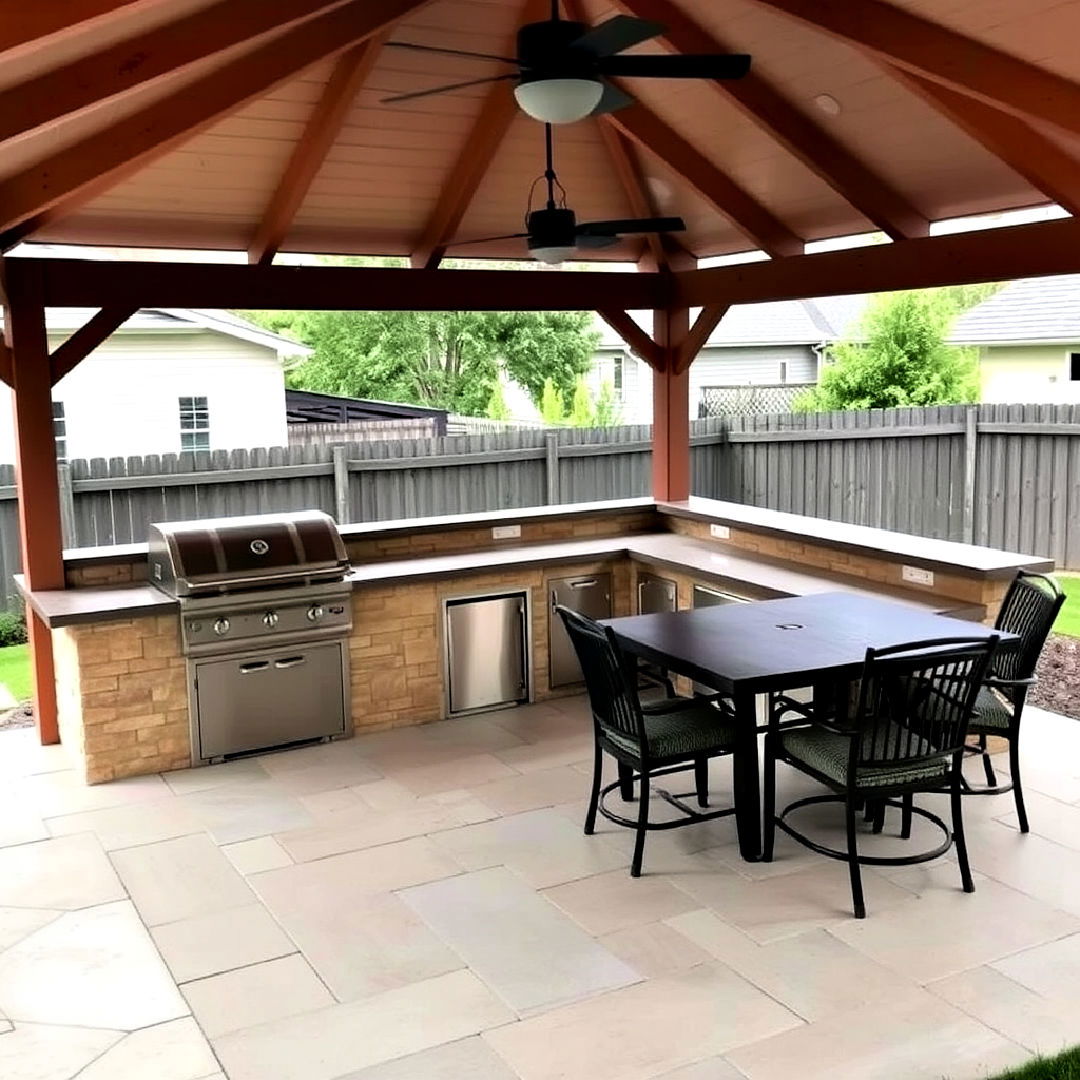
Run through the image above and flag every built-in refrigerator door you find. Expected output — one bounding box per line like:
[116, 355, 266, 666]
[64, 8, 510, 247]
[549, 573, 613, 688]
[446, 593, 528, 715]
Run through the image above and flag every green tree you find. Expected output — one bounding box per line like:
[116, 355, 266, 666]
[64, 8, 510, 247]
[568, 377, 596, 427]
[794, 290, 980, 412]
[593, 380, 621, 427]
[539, 378, 566, 425]
[485, 379, 511, 421]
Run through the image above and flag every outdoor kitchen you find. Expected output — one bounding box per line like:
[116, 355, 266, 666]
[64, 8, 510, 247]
[20, 497, 1050, 786]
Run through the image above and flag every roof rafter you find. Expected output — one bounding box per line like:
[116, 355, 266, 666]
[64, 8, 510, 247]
[410, 0, 550, 270]
[0, 0, 436, 249]
[0, 0, 350, 145]
[604, 100, 804, 259]
[612, 0, 928, 242]
[249, 32, 389, 266]
[886, 67, 1080, 218]
[745, 0, 1080, 141]
[0, 0, 147, 57]
[677, 216, 1080, 308]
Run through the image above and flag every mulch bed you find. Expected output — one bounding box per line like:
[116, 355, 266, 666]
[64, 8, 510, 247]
[0, 703, 34, 730]
[1031, 633, 1080, 720]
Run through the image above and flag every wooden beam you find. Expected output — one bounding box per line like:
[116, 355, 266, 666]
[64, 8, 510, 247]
[0, 0, 347, 145]
[250, 33, 388, 265]
[675, 216, 1080, 308]
[0, 0, 436, 245]
[596, 309, 663, 371]
[676, 303, 729, 374]
[606, 102, 803, 259]
[651, 306, 691, 501]
[0, 343, 12, 389]
[745, 0, 1080, 141]
[0, 1, 146, 57]
[887, 67, 1080, 218]
[50, 305, 138, 385]
[23, 258, 668, 312]
[613, 0, 928, 242]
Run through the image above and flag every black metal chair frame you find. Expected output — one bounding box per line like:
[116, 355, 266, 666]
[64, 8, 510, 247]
[961, 571, 1065, 832]
[764, 636, 998, 918]
[556, 604, 737, 877]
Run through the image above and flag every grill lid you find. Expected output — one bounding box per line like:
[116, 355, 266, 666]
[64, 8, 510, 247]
[148, 510, 349, 597]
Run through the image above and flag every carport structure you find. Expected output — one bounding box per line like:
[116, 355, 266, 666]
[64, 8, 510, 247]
[4, 0, 1080, 745]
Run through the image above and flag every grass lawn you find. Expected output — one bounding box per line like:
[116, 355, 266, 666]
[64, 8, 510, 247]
[990, 1046, 1080, 1079]
[0, 644, 31, 703]
[1055, 573, 1080, 638]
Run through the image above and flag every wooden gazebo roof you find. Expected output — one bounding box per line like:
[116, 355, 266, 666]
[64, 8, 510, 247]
[6, 0, 1080, 270]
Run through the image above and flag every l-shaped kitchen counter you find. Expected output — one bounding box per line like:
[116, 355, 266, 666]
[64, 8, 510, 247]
[19, 497, 1053, 784]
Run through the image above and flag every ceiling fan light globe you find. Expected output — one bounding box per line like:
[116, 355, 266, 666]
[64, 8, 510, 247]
[514, 78, 603, 124]
[530, 244, 577, 264]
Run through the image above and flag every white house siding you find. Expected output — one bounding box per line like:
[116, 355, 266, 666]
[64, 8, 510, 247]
[0, 331, 287, 463]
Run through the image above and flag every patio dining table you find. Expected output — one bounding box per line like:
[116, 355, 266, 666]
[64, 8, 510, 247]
[604, 592, 1013, 863]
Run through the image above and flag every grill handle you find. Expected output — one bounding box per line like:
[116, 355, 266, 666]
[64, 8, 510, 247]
[239, 661, 269, 674]
[275, 656, 307, 670]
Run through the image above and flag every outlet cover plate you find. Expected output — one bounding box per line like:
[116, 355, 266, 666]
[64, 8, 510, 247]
[710, 523, 731, 540]
[492, 524, 521, 540]
[902, 565, 935, 587]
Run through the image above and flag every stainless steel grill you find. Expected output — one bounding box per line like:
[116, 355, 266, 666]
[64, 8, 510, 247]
[148, 511, 353, 763]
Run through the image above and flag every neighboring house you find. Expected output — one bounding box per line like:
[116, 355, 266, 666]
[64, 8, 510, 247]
[950, 275, 1080, 403]
[0, 308, 308, 463]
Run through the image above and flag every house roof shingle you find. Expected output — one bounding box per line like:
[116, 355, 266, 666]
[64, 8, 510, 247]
[950, 275, 1080, 344]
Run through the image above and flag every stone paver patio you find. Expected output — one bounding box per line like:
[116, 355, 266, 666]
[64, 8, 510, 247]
[0, 696, 1078, 1080]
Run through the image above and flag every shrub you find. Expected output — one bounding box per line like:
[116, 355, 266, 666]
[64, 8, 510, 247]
[0, 612, 27, 648]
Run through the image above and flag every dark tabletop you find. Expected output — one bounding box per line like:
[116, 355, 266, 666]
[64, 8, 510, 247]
[605, 592, 1013, 693]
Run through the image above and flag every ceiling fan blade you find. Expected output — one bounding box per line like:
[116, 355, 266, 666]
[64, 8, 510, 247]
[569, 15, 664, 58]
[445, 233, 530, 247]
[575, 234, 623, 250]
[589, 79, 634, 116]
[597, 54, 752, 79]
[382, 73, 518, 105]
[578, 216, 686, 237]
[385, 41, 519, 65]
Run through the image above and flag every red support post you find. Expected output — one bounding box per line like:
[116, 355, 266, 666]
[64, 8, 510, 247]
[651, 305, 691, 502]
[4, 263, 64, 744]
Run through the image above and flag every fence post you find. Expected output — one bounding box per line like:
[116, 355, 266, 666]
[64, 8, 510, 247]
[332, 445, 350, 524]
[57, 463, 76, 548]
[962, 405, 978, 545]
[545, 431, 561, 505]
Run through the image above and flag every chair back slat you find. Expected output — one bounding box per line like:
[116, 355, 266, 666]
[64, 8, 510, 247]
[992, 571, 1065, 691]
[556, 605, 645, 747]
[854, 637, 998, 772]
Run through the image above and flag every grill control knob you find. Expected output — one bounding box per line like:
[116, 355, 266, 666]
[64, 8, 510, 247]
[306, 604, 325, 623]
[263, 611, 279, 629]
[213, 618, 230, 637]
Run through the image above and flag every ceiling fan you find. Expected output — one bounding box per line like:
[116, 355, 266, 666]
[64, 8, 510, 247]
[382, 1, 751, 124]
[451, 123, 685, 263]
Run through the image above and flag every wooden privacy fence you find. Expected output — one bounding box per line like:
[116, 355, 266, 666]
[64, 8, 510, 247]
[0, 404, 1076, 610]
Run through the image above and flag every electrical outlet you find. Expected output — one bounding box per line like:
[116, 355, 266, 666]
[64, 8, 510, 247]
[710, 523, 731, 540]
[492, 524, 521, 540]
[902, 565, 935, 587]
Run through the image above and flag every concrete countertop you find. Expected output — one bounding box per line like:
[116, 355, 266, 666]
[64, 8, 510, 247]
[21, 532, 975, 629]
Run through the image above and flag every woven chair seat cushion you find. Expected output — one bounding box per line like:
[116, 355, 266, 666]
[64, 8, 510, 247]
[781, 721, 949, 790]
[604, 696, 737, 760]
[967, 687, 1014, 733]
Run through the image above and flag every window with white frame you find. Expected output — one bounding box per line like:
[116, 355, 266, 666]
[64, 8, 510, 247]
[52, 401, 66, 462]
[612, 353, 625, 401]
[179, 396, 210, 451]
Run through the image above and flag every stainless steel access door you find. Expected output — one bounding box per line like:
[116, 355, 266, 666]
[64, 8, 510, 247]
[549, 572, 613, 688]
[446, 593, 529, 715]
[692, 583, 749, 697]
[192, 640, 348, 761]
[638, 573, 677, 614]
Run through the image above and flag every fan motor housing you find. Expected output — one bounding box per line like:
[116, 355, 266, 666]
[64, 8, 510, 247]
[518, 20, 592, 75]
[527, 207, 578, 250]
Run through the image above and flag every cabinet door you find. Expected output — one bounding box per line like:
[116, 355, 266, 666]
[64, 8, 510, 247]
[446, 594, 528, 714]
[549, 573, 612, 688]
[637, 574, 677, 614]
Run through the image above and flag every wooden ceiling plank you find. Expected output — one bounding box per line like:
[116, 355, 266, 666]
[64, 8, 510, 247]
[887, 67, 1080, 219]
[0, 0, 436, 247]
[677, 216, 1080, 308]
[249, 33, 389, 266]
[50, 304, 138, 384]
[1, 1, 147, 56]
[0, 0, 349, 145]
[676, 303, 728, 373]
[746, 0, 1080, 141]
[410, 0, 548, 270]
[596, 308, 663, 370]
[613, 0, 928, 242]
[605, 102, 804, 259]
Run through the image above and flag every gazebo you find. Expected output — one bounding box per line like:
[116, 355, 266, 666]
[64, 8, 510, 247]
[4, 0, 1080, 746]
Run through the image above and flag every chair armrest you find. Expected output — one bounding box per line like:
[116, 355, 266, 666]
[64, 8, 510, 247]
[986, 675, 1038, 689]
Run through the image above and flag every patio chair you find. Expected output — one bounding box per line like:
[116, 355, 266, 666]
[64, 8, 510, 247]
[963, 571, 1065, 832]
[556, 604, 737, 878]
[764, 636, 998, 918]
